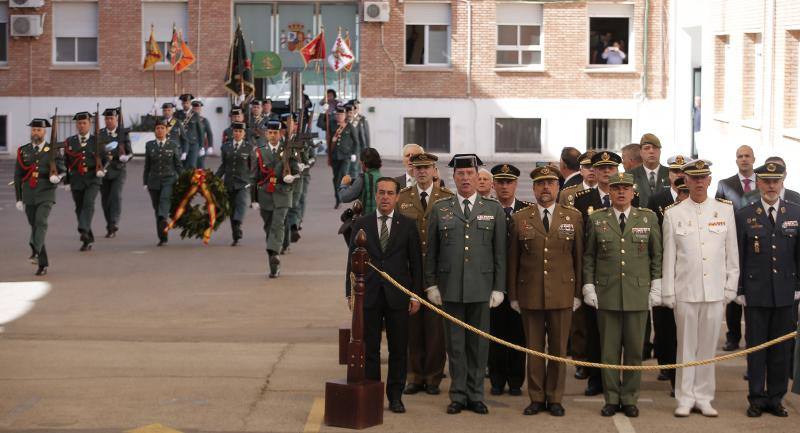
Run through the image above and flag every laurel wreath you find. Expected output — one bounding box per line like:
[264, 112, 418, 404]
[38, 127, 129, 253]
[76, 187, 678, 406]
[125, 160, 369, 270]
[169, 170, 231, 240]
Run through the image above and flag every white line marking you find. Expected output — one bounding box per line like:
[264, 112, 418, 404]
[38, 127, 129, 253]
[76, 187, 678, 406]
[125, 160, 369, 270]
[0, 281, 51, 325]
[612, 413, 636, 433]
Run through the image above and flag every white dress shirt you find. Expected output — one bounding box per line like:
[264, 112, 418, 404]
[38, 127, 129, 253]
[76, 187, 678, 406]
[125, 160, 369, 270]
[738, 173, 756, 191]
[456, 192, 478, 215]
[583, 181, 596, 191]
[377, 210, 394, 237]
[761, 199, 779, 220]
[536, 203, 556, 224]
[612, 206, 632, 224]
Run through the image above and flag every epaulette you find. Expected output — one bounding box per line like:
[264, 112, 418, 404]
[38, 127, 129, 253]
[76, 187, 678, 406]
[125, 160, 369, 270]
[716, 198, 733, 205]
[664, 202, 680, 212]
[433, 196, 452, 204]
[399, 185, 413, 193]
[482, 196, 499, 202]
[561, 204, 580, 213]
[520, 200, 535, 207]
[575, 188, 593, 197]
[637, 207, 656, 215]
[440, 186, 454, 195]
[561, 184, 579, 193]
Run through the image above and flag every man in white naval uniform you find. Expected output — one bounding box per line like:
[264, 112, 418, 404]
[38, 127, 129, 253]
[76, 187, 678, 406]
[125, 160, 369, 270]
[660, 159, 740, 417]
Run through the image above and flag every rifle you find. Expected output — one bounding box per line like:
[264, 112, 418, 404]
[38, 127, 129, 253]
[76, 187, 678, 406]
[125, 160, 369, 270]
[118, 99, 126, 158]
[94, 103, 103, 174]
[49, 108, 58, 176]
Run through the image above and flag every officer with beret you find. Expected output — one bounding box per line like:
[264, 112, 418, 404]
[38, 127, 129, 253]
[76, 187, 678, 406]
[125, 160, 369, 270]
[64, 111, 108, 252]
[630, 133, 670, 207]
[191, 99, 214, 169]
[14, 118, 66, 275]
[425, 154, 506, 415]
[143, 117, 183, 246]
[99, 107, 132, 239]
[735, 162, 800, 417]
[161, 102, 187, 164]
[216, 122, 252, 246]
[222, 107, 245, 144]
[583, 172, 662, 417]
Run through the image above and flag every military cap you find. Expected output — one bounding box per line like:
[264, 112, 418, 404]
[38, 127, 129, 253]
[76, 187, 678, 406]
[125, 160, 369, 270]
[73, 111, 93, 121]
[335, 107, 346, 114]
[667, 154, 687, 170]
[231, 122, 247, 130]
[448, 153, 483, 169]
[161, 102, 176, 109]
[530, 165, 560, 182]
[191, 99, 203, 107]
[28, 118, 51, 128]
[343, 103, 355, 111]
[102, 108, 119, 117]
[410, 152, 438, 167]
[262, 98, 273, 104]
[682, 159, 712, 176]
[591, 150, 622, 167]
[250, 99, 263, 105]
[280, 112, 298, 122]
[178, 93, 194, 102]
[229, 108, 243, 116]
[348, 99, 361, 105]
[674, 177, 688, 191]
[640, 133, 661, 148]
[491, 163, 521, 180]
[609, 172, 635, 186]
[154, 117, 170, 127]
[579, 150, 596, 166]
[266, 120, 283, 131]
[754, 162, 786, 179]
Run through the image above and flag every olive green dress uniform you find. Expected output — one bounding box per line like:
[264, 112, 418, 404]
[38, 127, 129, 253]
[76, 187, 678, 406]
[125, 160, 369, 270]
[215, 122, 252, 245]
[396, 152, 454, 391]
[298, 135, 317, 224]
[98, 114, 132, 237]
[143, 131, 183, 244]
[180, 109, 206, 170]
[330, 108, 358, 207]
[583, 174, 663, 409]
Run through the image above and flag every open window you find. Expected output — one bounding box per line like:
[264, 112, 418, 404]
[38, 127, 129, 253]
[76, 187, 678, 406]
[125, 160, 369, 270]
[405, 2, 451, 66]
[588, 4, 632, 67]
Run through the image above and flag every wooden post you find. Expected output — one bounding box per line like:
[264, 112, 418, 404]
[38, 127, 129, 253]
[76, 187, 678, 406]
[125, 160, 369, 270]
[324, 229, 384, 429]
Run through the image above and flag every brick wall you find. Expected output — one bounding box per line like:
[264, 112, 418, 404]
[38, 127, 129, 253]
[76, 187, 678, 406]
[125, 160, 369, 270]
[713, 35, 727, 114]
[741, 32, 756, 119]
[783, 31, 799, 128]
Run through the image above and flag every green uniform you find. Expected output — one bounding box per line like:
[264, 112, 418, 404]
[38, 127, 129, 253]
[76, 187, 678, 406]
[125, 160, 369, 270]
[282, 137, 308, 251]
[583, 207, 662, 406]
[426, 194, 507, 404]
[64, 134, 107, 245]
[14, 142, 66, 268]
[143, 139, 183, 242]
[252, 142, 299, 255]
[330, 123, 358, 206]
[216, 138, 253, 241]
[197, 116, 213, 169]
[99, 127, 132, 233]
[180, 112, 206, 169]
[298, 137, 317, 223]
[164, 117, 187, 162]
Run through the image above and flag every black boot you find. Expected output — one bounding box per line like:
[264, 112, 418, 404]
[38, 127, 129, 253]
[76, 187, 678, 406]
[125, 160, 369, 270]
[28, 245, 38, 264]
[231, 221, 242, 246]
[157, 218, 168, 246]
[290, 224, 301, 243]
[79, 231, 91, 251]
[268, 250, 281, 278]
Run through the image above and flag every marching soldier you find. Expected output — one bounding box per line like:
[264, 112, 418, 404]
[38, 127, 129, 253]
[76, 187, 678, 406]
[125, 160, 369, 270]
[344, 103, 363, 178]
[14, 118, 66, 275]
[735, 162, 800, 418]
[222, 107, 245, 143]
[297, 123, 317, 227]
[661, 159, 739, 417]
[281, 112, 306, 251]
[161, 102, 187, 164]
[175, 93, 194, 121]
[507, 165, 583, 416]
[191, 99, 214, 169]
[583, 173, 662, 418]
[396, 152, 454, 396]
[251, 121, 299, 277]
[143, 118, 183, 246]
[64, 111, 107, 252]
[488, 163, 529, 397]
[248, 99, 268, 148]
[558, 150, 597, 207]
[349, 99, 370, 150]
[330, 107, 358, 209]
[99, 107, 132, 238]
[425, 154, 506, 415]
[180, 99, 206, 169]
[216, 122, 252, 246]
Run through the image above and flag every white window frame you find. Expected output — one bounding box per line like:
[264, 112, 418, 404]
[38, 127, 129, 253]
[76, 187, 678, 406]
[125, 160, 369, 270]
[495, 2, 543, 70]
[0, 1, 8, 65]
[749, 33, 763, 123]
[52, 1, 99, 66]
[404, 2, 451, 67]
[586, 3, 634, 71]
[723, 37, 735, 116]
[493, 117, 544, 154]
[140, 0, 189, 70]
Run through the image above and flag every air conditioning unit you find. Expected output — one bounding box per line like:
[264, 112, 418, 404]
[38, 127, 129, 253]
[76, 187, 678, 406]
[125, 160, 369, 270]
[363, 1, 390, 23]
[10, 15, 44, 37]
[9, 0, 45, 8]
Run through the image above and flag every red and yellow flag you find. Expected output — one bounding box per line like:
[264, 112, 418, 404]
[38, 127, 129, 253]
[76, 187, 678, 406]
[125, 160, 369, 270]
[167, 24, 183, 69]
[300, 31, 326, 66]
[142, 24, 163, 70]
[344, 31, 354, 72]
[175, 32, 195, 74]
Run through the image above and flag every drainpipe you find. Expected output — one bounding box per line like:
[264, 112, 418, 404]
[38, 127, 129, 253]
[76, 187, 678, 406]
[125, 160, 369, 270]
[641, 0, 650, 100]
[454, 0, 475, 152]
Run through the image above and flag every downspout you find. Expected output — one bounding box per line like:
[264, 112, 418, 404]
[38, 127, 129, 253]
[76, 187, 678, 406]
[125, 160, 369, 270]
[455, 0, 475, 151]
[641, 0, 650, 100]
[768, 0, 776, 148]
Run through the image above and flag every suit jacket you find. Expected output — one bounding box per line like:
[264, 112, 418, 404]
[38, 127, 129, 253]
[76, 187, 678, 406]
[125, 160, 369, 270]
[716, 174, 752, 210]
[396, 183, 454, 257]
[425, 195, 507, 303]
[99, 127, 132, 180]
[742, 188, 800, 207]
[735, 200, 800, 307]
[143, 140, 182, 190]
[631, 164, 670, 207]
[14, 142, 66, 205]
[345, 212, 424, 310]
[584, 207, 663, 311]
[646, 188, 676, 226]
[64, 134, 107, 190]
[562, 172, 583, 190]
[508, 204, 584, 310]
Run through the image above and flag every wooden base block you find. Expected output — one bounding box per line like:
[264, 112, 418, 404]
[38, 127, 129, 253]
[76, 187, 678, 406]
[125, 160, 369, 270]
[324, 378, 384, 429]
[339, 328, 350, 365]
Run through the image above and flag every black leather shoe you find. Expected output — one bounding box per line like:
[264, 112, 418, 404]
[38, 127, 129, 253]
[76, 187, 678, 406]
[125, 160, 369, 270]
[425, 385, 440, 395]
[584, 386, 603, 396]
[467, 401, 489, 414]
[746, 405, 762, 417]
[523, 402, 546, 415]
[29, 253, 38, 265]
[79, 241, 91, 252]
[722, 341, 739, 351]
[601, 404, 618, 417]
[446, 402, 464, 414]
[490, 386, 503, 396]
[389, 400, 405, 413]
[268, 254, 281, 278]
[657, 371, 669, 381]
[575, 366, 589, 380]
[231, 239, 240, 247]
[622, 405, 639, 417]
[508, 387, 522, 396]
[549, 403, 565, 417]
[404, 383, 425, 395]
[767, 405, 789, 417]
[35, 266, 47, 276]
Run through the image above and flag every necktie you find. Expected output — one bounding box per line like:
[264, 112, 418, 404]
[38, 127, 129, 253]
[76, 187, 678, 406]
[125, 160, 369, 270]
[80, 137, 87, 148]
[463, 199, 471, 219]
[543, 209, 550, 232]
[420, 191, 428, 210]
[504, 207, 513, 218]
[743, 179, 752, 192]
[602, 194, 610, 208]
[648, 171, 656, 193]
[619, 213, 626, 231]
[768, 206, 775, 226]
[379, 215, 389, 252]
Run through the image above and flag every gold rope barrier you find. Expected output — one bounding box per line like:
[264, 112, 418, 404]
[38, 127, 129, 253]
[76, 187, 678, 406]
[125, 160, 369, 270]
[366, 263, 798, 371]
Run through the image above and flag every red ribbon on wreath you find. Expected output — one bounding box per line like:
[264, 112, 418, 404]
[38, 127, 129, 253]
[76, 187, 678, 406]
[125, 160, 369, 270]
[164, 169, 218, 244]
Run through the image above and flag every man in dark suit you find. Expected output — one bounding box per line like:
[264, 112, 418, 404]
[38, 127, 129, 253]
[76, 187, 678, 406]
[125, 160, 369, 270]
[395, 144, 423, 188]
[716, 145, 756, 351]
[346, 177, 424, 414]
[559, 147, 583, 190]
[630, 133, 669, 208]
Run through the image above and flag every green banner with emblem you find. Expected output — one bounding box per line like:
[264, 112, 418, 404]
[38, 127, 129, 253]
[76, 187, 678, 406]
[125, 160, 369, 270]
[252, 51, 282, 78]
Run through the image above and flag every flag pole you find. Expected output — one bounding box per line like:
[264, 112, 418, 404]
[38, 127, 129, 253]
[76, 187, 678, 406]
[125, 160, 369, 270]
[320, 26, 331, 165]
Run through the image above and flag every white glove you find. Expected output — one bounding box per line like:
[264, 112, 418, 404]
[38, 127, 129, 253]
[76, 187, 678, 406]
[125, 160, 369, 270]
[283, 174, 295, 184]
[649, 279, 662, 307]
[180, 152, 187, 161]
[321, 103, 330, 112]
[350, 154, 357, 162]
[119, 154, 131, 163]
[573, 297, 582, 312]
[64, 184, 71, 192]
[661, 295, 676, 309]
[143, 185, 148, 190]
[251, 202, 260, 210]
[199, 148, 206, 157]
[297, 163, 307, 171]
[309, 158, 316, 165]
[96, 169, 106, 178]
[206, 147, 214, 155]
[794, 291, 800, 301]
[735, 295, 747, 306]
[510, 300, 521, 313]
[489, 291, 504, 308]
[582, 284, 598, 309]
[723, 290, 737, 305]
[425, 286, 443, 306]
[49, 175, 60, 184]
[15, 201, 23, 211]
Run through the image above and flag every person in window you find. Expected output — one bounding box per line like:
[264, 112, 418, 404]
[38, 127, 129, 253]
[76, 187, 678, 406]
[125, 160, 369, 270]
[593, 32, 614, 64]
[602, 41, 627, 65]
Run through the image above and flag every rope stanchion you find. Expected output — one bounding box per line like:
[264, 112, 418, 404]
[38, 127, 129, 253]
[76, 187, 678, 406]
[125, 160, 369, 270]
[366, 262, 798, 371]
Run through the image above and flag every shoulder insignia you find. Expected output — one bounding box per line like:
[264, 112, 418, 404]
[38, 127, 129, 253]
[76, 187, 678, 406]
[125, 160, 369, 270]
[716, 198, 733, 205]
[439, 186, 455, 195]
[637, 207, 656, 215]
[576, 188, 592, 197]
[664, 202, 680, 212]
[561, 184, 579, 192]
[433, 196, 452, 205]
[400, 185, 413, 193]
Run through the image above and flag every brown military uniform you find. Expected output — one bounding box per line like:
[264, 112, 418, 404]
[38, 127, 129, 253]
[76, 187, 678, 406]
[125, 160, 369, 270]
[558, 183, 587, 207]
[508, 203, 583, 404]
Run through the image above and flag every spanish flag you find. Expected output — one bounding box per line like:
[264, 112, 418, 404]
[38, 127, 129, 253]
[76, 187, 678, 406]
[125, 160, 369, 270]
[175, 32, 195, 74]
[167, 24, 183, 69]
[142, 25, 162, 70]
[300, 31, 326, 66]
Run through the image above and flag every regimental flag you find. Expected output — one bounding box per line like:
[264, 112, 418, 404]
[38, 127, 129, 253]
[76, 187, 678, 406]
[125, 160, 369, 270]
[224, 22, 255, 98]
[300, 31, 326, 66]
[175, 31, 195, 74]
[167, 24, 183, 69]
[142, 24, 163, 70]
[344, 31, 354, 72]
[327, 33, 354, 72]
